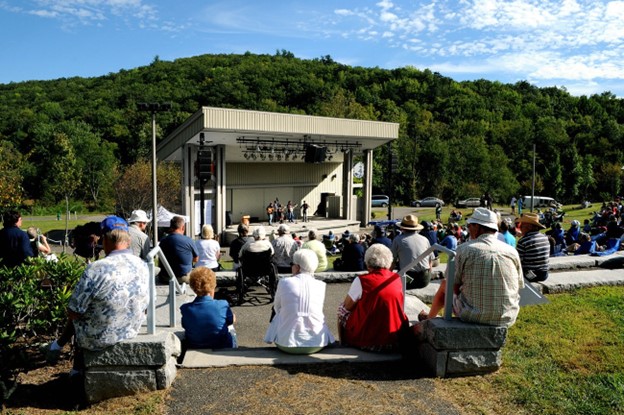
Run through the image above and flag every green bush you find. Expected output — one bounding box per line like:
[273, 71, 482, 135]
[0, 256, 84, 402]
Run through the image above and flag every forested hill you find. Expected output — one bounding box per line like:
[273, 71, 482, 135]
[1, 51, 623, 208]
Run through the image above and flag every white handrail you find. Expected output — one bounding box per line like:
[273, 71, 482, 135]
[146, 246, 186, 334]
[398, 243, 456, 320]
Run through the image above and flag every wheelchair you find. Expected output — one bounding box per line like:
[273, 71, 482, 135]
[235, 250, 279, 305]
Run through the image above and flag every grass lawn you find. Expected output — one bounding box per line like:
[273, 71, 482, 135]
[437, 286, 624, 415]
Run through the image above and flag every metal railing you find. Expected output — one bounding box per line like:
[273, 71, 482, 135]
[398, 243, 456, 321]
[145, 246, 187, 334]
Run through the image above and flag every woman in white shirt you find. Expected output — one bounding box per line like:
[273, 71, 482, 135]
[195, 224, 221, 271]
[264, 249, 335, 354]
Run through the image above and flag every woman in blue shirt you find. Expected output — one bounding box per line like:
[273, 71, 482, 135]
[181, 267, 237, 349]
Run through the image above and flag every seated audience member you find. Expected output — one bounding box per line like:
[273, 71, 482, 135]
[240, 226, 274, 260]
[158, 216, 199, 284]
[271, 224, 299, 273]
[127, 209, 151, 260]
[546, 222, 565, 255]
[229, 223, 251, 271]
[181, 267, 236, 349]
[44, 216, 149, 373]
[27, 226, 57, 261]
[419, 208, 523, 327]
[334, 233, 366, 271]
[439, 226, 458, 251]
[497, 219, 516, 248]
[264, 249, 334, 354]
[322, 230, 339, 255]
[392, 215, 434, 289]
[565, 220, 581, 247]
[370, 225, 392, 248]
[195, 224, 221, 272]
[301, 229, 328, 272]
[0, 210, 36, 267]
[516, 213, 550, 282]
[338, 244, 408, 351]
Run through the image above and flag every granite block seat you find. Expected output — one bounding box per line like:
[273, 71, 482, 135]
[413, 318, 508, 377]
[82, 332, 181, 404]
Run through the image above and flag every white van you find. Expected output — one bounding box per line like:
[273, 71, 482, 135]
[522, 196, 561, 209]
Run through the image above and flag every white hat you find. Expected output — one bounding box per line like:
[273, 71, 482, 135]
[466, 208, 499, 231]
[128, 209, 149, 223]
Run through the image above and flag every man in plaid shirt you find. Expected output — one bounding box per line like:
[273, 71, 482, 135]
[419, 208, 524, 327]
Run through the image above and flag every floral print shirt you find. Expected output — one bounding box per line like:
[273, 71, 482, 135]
[69, 249, 149, 351]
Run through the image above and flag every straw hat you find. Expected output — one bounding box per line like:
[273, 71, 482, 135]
[399, 214, 423, 231]
[515, 213, 546, 229]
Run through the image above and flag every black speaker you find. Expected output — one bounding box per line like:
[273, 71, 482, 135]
[304, 145, 327, 163]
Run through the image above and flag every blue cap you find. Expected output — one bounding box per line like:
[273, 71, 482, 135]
[101, 216, 129, 233]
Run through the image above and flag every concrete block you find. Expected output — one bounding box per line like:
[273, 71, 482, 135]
[446, 350, 502, 375]
[418, 342, 448, 377]
[422, 318, 507, 350]
[84, 332, 181, 367]
[84, 369, 157, 404]
[156, 356, 178, 389]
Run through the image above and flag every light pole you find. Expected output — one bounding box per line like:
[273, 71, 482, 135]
[138, 102, 171, 247]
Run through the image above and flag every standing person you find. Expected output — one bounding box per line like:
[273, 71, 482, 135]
[44, 216, 149, 373]
[229, 223, 251, 271]
[510, 196, 517, 215]
[264, 249, 335, 354]
[127, 209, 151, 260]
[266, 203, 274, 226]
[0, 210, 35, 267]
[181, 267, 236, 349]
[286, 201, 297, 223]
[338, 244, 408, 351]
[158, 216, 199, 284]
[195, 224, 221, 272]
[391, 215, 434, 289]
[418, 208, 523, 327]
[517, 196, 524, 216]
[301, 229, 328, 272]
[516, 213, 550, 282]
[301, 201, 310, 223]
[271, 224, 299, 273]
[435, 204, 442, 221]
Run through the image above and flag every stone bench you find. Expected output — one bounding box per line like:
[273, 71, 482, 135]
[82, 332, 181, 404]
[413, 318, 507, 377]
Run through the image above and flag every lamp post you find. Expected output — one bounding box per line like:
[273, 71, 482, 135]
[138, 102, 171, 247]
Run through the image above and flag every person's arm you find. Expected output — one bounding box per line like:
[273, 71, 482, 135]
[342, 294, 357, 312]
[38, 235, 52, 255]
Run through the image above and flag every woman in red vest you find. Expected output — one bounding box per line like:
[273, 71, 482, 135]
[337, 244, 408, 352]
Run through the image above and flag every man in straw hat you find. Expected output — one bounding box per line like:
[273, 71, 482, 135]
[391, 214, 434, 289]
[419, 208, 523, 327]
[516, 212, 550, 282]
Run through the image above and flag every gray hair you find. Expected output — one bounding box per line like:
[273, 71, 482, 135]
[293, 249, 318, 274]
[349, 233, 360, 243]
[364, 244, 393, 270]
[253, 226, 266, 240]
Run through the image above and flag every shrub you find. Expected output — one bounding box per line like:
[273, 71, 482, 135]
[0, 256, 84, 402]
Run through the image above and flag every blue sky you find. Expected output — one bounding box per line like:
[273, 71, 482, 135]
[1, 0, 623, 97]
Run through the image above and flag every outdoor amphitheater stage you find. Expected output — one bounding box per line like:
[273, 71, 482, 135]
[220, 217, 363, 246]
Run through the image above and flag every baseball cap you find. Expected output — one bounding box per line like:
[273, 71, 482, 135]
[101, 216, 129, 233]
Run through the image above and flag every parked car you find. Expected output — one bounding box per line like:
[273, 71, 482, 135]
[411, 197, 445, 208]
[456, 197, 481, 208]
[372, 195, 390, 207]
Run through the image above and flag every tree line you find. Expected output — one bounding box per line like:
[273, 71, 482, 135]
[0, 51, 623, 211]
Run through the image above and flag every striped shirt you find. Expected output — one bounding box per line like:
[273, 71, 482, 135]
[451, 233, 524, 327]
[516, 231, 550, 272]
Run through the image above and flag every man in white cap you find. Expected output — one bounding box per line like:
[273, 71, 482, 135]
[128, 209, 151, 260]
[391, 214, 434, 289]
[419, 207, 524, 327]
[240, 226, 274, 260]
[271, 224, 299, 273]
